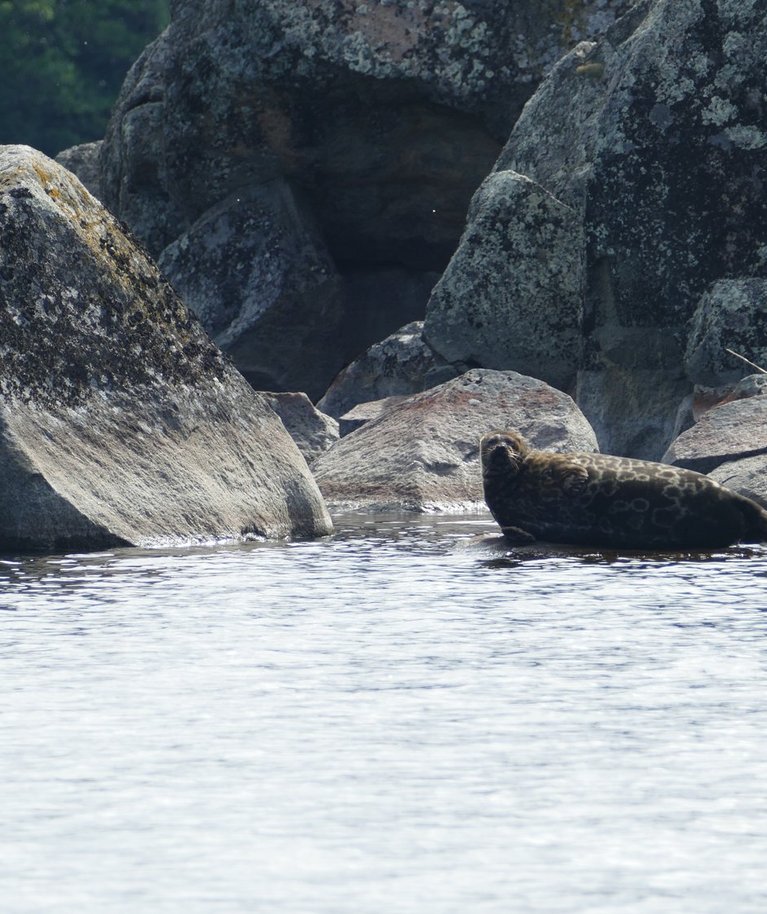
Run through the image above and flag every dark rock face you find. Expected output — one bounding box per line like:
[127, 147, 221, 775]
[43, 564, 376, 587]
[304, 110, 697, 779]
[100, 0, 632, 397]
[157, 181, 344, 399]
[0, 146, 331, 551]
[54, 141, 103, 200]
[685, 280, 767, 387]
[340, 270, 443, 373]
[424, 0, 767, 459]
[312, 369, 598, 512]
[317, 321, 458, 419]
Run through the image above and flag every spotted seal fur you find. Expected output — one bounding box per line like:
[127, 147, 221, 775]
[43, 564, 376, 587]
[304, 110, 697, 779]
[480, 430, 767, 549]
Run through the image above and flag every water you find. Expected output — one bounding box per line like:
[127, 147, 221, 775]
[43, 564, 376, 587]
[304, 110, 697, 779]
[2, 514, 767, 914]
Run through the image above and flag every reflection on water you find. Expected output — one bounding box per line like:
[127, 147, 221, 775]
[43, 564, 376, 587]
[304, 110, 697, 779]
[2, 514, 767, 914]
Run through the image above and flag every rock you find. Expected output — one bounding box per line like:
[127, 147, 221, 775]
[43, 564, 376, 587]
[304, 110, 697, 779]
[54, 141, 103, 200]
[662, 397, 767, 475]
[423, 169, 585, 391]
[103, 0, 635, 260]
[312, 369, 598, 512]
[338, 396, 408, 437]
[732, 373, 767, 399]
[259, 392, 339, 466]
[666, 371, 767, 473]
[0, 146, 332, 551]
[685, 280, 767, 387]
[317, 321, 458, 419]
[671, 374, 767, 438]
[428, 1, 767, 459]
[100, 30, 181, 255]
[157, 180, 344, 398]
[100, 0, 632, 398]
[575, 365, 690, 462]
[339, 269, 443, 371]
[663, 374, 767, 478]
[709, 456, 767, 510]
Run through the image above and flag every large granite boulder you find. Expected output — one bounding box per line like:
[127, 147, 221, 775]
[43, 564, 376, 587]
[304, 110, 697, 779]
[100, 0, 632, 397]
[0, 146, 331, 551]
[424, 0, 767, 459]
[663, 388, 767, 507]
[338, 397, 408, 437]
[423, 170, 585, 390]
[312, 369, 598, 512]
[317, 321, 457, 419]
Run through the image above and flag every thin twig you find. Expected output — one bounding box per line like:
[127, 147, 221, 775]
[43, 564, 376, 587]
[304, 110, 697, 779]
[725, 348, 767, 374]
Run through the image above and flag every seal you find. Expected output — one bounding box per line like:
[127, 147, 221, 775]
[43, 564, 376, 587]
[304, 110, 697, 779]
[480, 430, 767, 549]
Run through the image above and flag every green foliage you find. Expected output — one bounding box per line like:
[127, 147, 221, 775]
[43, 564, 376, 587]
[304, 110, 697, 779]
[0, 0, 169, 156]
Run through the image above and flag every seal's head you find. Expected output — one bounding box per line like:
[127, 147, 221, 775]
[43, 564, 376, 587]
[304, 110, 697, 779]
[480, 430, 530, 481]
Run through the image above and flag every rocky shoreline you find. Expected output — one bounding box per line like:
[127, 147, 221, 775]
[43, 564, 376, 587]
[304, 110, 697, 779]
[2, 0, 765, 550]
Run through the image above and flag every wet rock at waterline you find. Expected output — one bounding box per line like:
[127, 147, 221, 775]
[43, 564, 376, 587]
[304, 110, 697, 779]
[312, 369, 598, 513]
[0, 146, 332, 551]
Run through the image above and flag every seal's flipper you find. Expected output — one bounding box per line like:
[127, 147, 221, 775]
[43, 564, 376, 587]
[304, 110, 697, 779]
[501, 525, 536, 545]
[560, 464, 589, 497]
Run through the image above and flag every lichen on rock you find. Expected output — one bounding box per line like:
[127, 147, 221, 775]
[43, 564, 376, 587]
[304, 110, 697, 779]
[99, 0, 633, 399]
[0, 145, 332, 551]
[421, 0, 767, 459]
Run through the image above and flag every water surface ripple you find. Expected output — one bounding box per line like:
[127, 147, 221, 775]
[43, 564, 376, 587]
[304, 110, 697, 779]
[2, 515, 767, 913]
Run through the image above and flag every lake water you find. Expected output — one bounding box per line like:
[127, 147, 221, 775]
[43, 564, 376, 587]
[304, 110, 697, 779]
[2, 513, 767, 914]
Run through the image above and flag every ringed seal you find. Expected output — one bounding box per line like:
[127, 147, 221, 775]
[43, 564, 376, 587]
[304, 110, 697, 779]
[480, 430, 767, 549]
